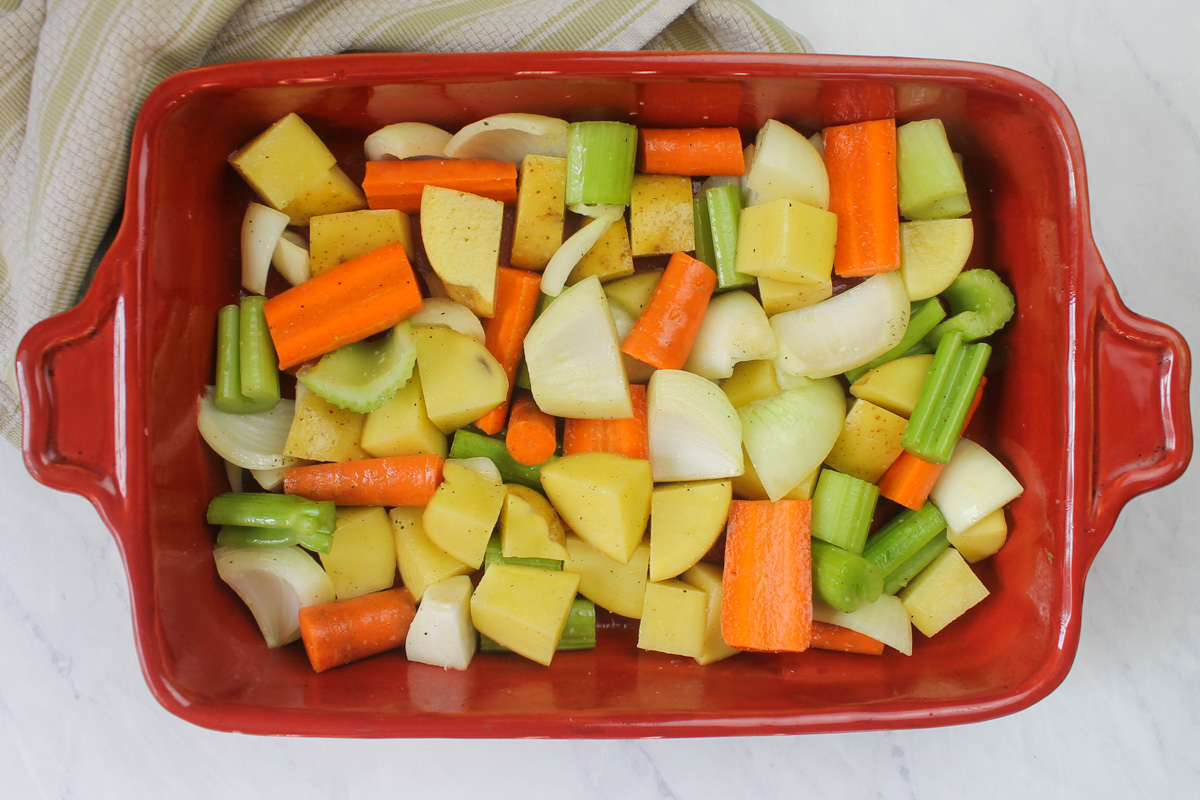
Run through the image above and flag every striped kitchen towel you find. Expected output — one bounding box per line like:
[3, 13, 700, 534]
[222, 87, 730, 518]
[0, 0, 811, 447]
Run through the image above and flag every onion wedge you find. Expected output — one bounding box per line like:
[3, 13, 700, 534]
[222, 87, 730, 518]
[214, 545, 335, 648]
[444, 113, 569, 162]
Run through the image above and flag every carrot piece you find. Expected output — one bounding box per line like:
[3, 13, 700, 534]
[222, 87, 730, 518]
[720, 499, 812, 652]
[474, 267, 543, 434]
[362, 159, 518, 214]
[878, 378, 985, 509]
[636, 127, 746, 176]
[621, 251, 717, 369]
[283, 455, 444, 507]
[505, 392, 558, 466]
[263, 241, 423, 370]
[299, 587, 416, 673]
[823, 118, 901, 278]
[562, 384, 649, 460]
[810, 620, 885, 655]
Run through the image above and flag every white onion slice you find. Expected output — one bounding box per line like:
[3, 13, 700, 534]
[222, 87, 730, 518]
[364, 122, 451, 161]
[250, 465, 290, 492]
[813, 595, 913, 655]
[540, 213, 619, 297]
[223, 459, 244, 493]
[197, 387, 299, 470]
[214, 545, 335, 648]
[569, 203, 625, 219]
[241, 203, 289, 295]
[272, 230, 311, 286]
[446, 457, 503, 484]
[444, 113, 569, 162]
[647, 369, 743, 482]
[683, 290, 777, 380]
[744, 119, 829, 209]
[409, 297, 486, 344]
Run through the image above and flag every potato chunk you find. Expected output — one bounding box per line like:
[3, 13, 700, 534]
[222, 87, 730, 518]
[229, 113, 336, 210]
[470, 564, 581, 666]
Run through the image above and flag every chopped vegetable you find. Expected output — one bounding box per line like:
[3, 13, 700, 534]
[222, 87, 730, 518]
[299, 587, 417, 672]
[448, 429, 547, 489]
[481, 596, 595, 653]
[562, 383, 649, 460]
[206, 492, 336, 554]
[565, 121, 638, 206]
[505, 392, 559, 466]
[475, 267, 543, 434]
[214, 544, 336, 648]
[622, 251, 717, 370]
[404, 575, 476, 670]
[646, 368, 744, 482]
[843, 297, 946, 383]
[297, 321, 416, 413]
[362, 158, 518, 214]
[861, 502, 948, 594]
[811, 539, 883, 614]
[811, 468, 879, 554]
[896, 118, 969, 220]
[823, 117, 900, 277]
[636, 127, 745, 176]
[282, 454, 443, 508]
[810, 620, 885, 655]
[925, 268, 1016, 345]
[901, 330, 990, 463]
[197, 387, 297, 470]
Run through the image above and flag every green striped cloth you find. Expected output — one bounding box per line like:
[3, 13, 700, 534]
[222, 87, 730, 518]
[0, 0, 811, 448]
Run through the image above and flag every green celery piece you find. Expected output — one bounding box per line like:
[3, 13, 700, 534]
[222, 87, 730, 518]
[238, 296, 281, 410]
[206, 492, 336, 553]
[897, 119, 969, 220]
[901, 330, 990, 463]
[480, 596, 596, 653]
[484, 534, 563, 571]
[297, 321, 416, 413]
[215, 524, 333, 554]
[449, 429, 549, 489]
[882, 530, 950, 595]
[811, 469, 880, 554]
[811, 539, 883, 614]
[925, 269, 1016, 346]
[693, 193, 716, 268]
[705, 183, 755, 290]
[214, 304, 274, 414]
[565, 121, 638, 206]
[845, 298, 946, 383]
[862, 502, 947, 586]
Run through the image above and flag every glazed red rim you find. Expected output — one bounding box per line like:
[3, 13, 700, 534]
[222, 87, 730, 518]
[14, 52, 1193, 737]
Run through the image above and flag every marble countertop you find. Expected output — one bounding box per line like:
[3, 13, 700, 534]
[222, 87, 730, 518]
[3, 1, 1196, 796]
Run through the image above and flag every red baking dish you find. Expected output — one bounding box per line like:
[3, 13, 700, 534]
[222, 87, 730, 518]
[15, 52, 1192, 737]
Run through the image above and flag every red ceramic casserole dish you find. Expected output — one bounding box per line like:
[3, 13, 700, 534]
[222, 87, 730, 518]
[15, 52, 1191, 737]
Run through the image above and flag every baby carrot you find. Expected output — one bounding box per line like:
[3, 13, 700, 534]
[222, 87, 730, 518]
[621, 251, 717, 370]
[505, 392, 558, 466]
[362, 158, 518, 214]
[262, 241, 423, 370]
[283, 455, 444, 507]
[299, 587, 416, 673]
[475, 267, 543, 434]
[823, 118, 901, 277]
[562, 384, 649, 460]
[810, 620, 885, 655]
[637, 127, 745, 176]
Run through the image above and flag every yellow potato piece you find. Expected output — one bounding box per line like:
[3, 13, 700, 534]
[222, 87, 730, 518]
[229, 113, 337, 210]
[637, 579, 708, 659]
[420, 185, 503, 318]
[603, 268, 663, 318]
[823, 398, 908, 484]
[360, 371, 448, 458]
[511, 154, 566, 271]
[278, 165, 367, 225]
[501, 484, 569, 561]
[649, 479, 731, 582]
[414, 327, 508, 434]
[422, 462, 506, 570]
[283, 385, 370, 463]
[470, 564, 581, 666]
[629, 174, 695, 256]
[757, 275, 833, 316]
[540, 452, 652, 565]
[680, 563, 740, 665]
[899, 547, 989, 637]
[564, 534, 650, 619]
[719, 359, 780, 408]
[319, 507, 397, 600]
[735, 198, 836, 284]
[947, 507, 1008, 563]
[849, 354, 934, 419]
[309, 209, 412, 275]
[568, 216, 635, 285]
[389, 507, 471, 603]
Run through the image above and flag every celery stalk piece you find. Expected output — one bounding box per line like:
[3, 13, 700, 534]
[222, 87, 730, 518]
[882, 530, 949, 595]
[206, 492, 336, 553]
[901, 331, 990, 463]
[215, 304, 249, 413]
[565, 121, 638, 207]
[844, 298, 946, 382]
[862, 502, 948, 591]
[811, 468, 880, 554]
[484, 534, 563, 571]
[480, 596, 596, 652]
[897, 119, 969, 220]
[693, 193, 716, 268]
[811, 539, 883, 614]
[238, 296, 281, 410]
[215, 523, 334, 554]
[449, 430, 550, 490]
[297, 321, 417, 413]
[705, 183, 755, 290]
[925, 269, 1016, 346]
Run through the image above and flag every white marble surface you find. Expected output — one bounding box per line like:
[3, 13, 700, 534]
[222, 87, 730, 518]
[3, 1, 1197, 797]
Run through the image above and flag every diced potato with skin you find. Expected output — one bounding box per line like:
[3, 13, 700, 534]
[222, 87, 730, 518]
[320, 507, 397, 600]
[629, 174, 695, 256]
[899, 547, 989, 637]
[823, 398, 908, 484]
[501, 484, 569, 561]
[948, 507, 1008, 563]
[568, 216, 635, 285]
[405, 574, 476, 670]
[283, 384, 371, 463]
[539, 452, 652, 565]
[603, 268, 663, 318]
[414, 326, 508, 434]
[680, 563, 740, 665]
[564, 534, 650, 619]
[228, 113, 337, 210]
[735, 198, 837, 285]
[422, 461, 506, 570]
[731, 450, 818, 501]
[360, 371, 448, 458]
[849, 354, 934, 419]
[279, 165, 368, 225]
[420, 185, 504, 318]
[309, 209, 413, 275]
[638, 579, 709, 659]
[720, 359, 780, 408]
[470, 564, 581, 666]
[649, 479, 732, 582]
[757, 275, 833, 317]
[389, 507, 471, 603]
[511, 154, 566, 271]
[899, 216, 974, 300]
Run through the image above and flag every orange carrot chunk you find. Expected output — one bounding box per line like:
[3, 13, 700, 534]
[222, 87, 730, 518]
[475, 267, 543, 434]
[362, 159, 518, 214]
[263, 241, 423, 370]
[283, 455, 444, 507]
[299, 587, 417, 673]
[621, 251, 717, 370]
[505, 392, 559, 466]
[562, 383, 649, 460]
[810, 620, 886, 655]
[823, 118, 901, 278]
[720, 499, 812, 652]
[636, 127, 745, 176]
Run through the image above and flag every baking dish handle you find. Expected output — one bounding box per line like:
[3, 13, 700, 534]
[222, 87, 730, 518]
[16, 242, 134, 534]
[1080, 243, 1192, 573]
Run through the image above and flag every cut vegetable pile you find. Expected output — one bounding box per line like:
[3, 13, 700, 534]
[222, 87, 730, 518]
[200, 109, 1020, 673]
